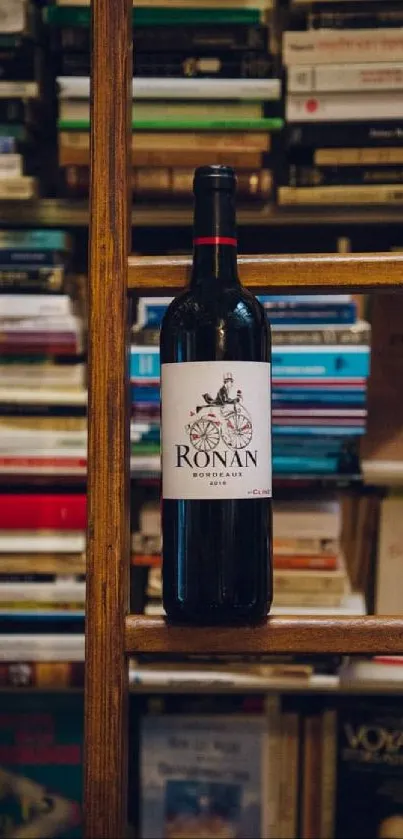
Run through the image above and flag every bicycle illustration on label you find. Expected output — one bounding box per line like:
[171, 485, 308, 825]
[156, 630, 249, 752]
[186, 372, 253, 452]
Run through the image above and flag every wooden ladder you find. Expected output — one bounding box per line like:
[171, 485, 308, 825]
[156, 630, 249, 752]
[84, 1, 403, 836]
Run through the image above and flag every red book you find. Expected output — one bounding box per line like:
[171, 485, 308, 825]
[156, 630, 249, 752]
[0, 494, 87, 530]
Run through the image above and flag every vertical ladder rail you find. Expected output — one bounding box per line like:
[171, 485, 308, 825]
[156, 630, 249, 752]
[84, 0, 132, 835]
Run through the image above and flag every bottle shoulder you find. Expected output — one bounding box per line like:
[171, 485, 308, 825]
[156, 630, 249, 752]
[161, 286, 269, 332]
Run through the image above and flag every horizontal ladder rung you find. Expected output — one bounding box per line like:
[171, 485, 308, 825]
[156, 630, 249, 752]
[125, 615, 403, 656]
[128, 252, 403, 292]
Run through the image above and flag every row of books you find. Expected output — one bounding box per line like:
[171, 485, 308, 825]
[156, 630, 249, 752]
[2, 684, 403, 838]
[134, 494, 366, 614]
[132, 293, 371, 478]
[280, 0, 403, 206]
[6, 0, 403, 208]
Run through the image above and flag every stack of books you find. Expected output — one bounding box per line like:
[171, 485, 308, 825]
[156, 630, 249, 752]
[0, 229, 86, 477]
[131, 293, 371, 478]
[279, 0, 403, 206]
[0, 493, 86, 630]
[44, 0, 283, 203]
[0, 0, 46, 200]
[132, 495, 365, 615]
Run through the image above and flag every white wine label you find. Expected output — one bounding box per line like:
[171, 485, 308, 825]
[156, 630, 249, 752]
[161, 361, 272, 500]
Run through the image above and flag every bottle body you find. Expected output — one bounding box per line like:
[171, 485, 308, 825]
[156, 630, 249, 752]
[160, 166, 272, 625]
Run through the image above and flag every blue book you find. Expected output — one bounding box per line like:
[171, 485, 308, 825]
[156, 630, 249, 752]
[0, 137, 16, 152]
[132, 386, 160, 402]
[267, 304, 357, 326]
[272, 388, 366, 406]
[273, 455, 344, 474]
[0, 251, 67, 268]
[273, 425, 365, 436]
[137, 297, 172, 328]
[258, 294, 351, 304]
[0, 230, 71, 250]
[272, 346, 370, 379]
[130, 346, 160, 380]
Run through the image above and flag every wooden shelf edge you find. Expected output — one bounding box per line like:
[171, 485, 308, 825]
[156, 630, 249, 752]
[128, 252, 403, 292]
[125, 615, 403, 655]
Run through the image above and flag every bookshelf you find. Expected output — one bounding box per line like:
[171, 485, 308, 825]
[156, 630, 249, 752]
[84, 1, 403, 837]
[4, 199, 403, 229]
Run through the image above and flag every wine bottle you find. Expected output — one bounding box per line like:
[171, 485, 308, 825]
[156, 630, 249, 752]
[160, 165, 272, 625]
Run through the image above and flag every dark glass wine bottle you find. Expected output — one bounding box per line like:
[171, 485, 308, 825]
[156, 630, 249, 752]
[160, 165, 272, 625]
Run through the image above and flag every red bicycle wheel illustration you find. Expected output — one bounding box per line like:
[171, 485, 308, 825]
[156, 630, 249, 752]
[189, 417, 220, 452]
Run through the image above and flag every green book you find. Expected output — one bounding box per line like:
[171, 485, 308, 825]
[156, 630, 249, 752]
[45, 6, 261, 27]
[0, 124, 29, 140]
[58, 118, 284, 132]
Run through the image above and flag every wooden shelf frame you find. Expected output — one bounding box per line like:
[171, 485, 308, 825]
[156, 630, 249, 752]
[128, 252, 403, 292]
[85, 1, 403, 837]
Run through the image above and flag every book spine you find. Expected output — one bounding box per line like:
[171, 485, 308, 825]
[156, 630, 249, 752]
[289, 164, 403, 187]
[0, 137, 16, 153]
[0, 294, 71, 317]
[272, 324, 370, 345]
[0, 267, 64, 292]
[286, 91, 403, 122]
[283, 29, 403, 66]
[274, 571, 345, 594]
[52, 23, 269, 53]
[0, 1, 28, 35]
[320, 708, 337, 839]
[0, 661, 85, 688]
[0, 81, 39, 98]
[57, 76, 279, 101]
[267, 304, 357, 324]
[279, 184, 403, 205]
[278, 709, 300, 839]
[273, 555, 338, 570]
[46, 6, 262, 27]
[274, 591, 343, 607]
[0, 101, 31, 124]
[59, 130, 271, 152]
[0, 556, 86, 575]
[59, 51, 273, 79]
[286, 121, 403, 148]
[0, 230, 69, 249]
[307, 9, 403, 30]
[0, 154, 22, 178]
[272, 347, 370, 378]
[0, 495, 87, 530]
[288, 63, 403, 94]
[58, 118, 283, 132]
[265, 695, 281, 838]
[300, 712, 323, 839]
[0, 250, 65, 267]
[59, 147, 264, 169]
[0, 177, 36, 200]
[315, 147, 403, 166]
[0, 456, 87, 475]
[273, 537, 339, 556]
[64, 165, 272, 200]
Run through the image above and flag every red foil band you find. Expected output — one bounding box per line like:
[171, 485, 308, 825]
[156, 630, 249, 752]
[193, 236, 237, 246]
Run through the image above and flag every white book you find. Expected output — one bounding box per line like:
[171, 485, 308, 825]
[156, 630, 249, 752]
[283, 28, 403, 66]
[0, 431, 87, 447]
[0, 0, 27, 33]
[58, 76, 281, 101]
[0, 315, 81, 332]
[376, 496, 403, 615]
[0, 364, 86, 387]
[0, 533, 86, 553]
[0, 294, 73, 318]
[140, 714, 269, 839]
[0, 462, 87, 477]
[0, 388, 87, 405]
[273, 500, 340, 540]
[0, 81, 39, 99]
[0, 155, 22, 179]
[0, 582, 86, 603]
[288, 63, 403, 94]
[0, 634, 85, 662]
[145, 592, 366, 618]
[286, 90, 403, 122]
[0, 177, 36, 200]
[278, 185, 403, 206]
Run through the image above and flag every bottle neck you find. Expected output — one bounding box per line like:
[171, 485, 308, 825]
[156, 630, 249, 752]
[191, 188, 239, 288]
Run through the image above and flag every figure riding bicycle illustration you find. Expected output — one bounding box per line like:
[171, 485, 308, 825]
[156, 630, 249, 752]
[186, 373, 253, 452]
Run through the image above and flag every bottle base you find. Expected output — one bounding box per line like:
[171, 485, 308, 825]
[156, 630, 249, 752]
[163, 598, 272, 628]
